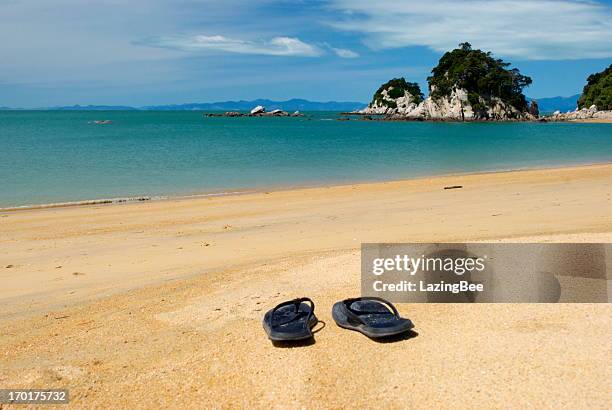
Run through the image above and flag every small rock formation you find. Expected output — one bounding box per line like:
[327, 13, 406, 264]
[267, 109, 286, 116]
[204, 106, 304, 118]
[548, 104, 612, 121]
[250, 105, 265, 115]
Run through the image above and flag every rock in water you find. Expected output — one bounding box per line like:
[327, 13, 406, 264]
[259, 109, 290, 117]
[361, 43, 534, 121]
[529, 100, 539, 117]
[250, 105, 265, 114]
[548, 105, 612, 121]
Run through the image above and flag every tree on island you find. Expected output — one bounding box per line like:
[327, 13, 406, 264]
[428, 42, 532, 115]
[578, 64, 612, 110]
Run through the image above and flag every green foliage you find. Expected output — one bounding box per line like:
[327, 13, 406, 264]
[371, 77, 424, 108]
[578, 64, 612, 110]
[427, 42, 532, 113]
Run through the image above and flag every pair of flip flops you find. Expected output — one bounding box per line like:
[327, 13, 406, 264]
[262, 296, 413, 341]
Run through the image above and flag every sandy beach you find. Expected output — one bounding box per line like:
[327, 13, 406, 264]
[1, 164, 611, 408]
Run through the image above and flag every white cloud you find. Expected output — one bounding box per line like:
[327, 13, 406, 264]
[332, 47, 359, 58]
[327, 0, 612, 60]
[143, 34, 324, 57]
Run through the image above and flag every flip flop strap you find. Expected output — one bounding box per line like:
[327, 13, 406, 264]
[271, 297, 315, 327]
[342, 297, 399, 325]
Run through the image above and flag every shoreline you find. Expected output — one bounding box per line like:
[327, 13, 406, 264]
[569, 118, 612, 123]
[342, 111, 612, 123]
[3, 161, 611, 212]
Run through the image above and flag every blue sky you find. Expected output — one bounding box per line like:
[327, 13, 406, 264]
[1, 0, 611, 107]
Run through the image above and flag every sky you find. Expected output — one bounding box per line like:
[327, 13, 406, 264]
[1, 0, 611, 107]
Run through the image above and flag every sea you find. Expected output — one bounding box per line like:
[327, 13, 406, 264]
[1, 110, 611, 208]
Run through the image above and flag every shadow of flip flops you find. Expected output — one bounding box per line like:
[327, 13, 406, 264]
[371, 330, 419, 344]
[272, 338, 316, 348]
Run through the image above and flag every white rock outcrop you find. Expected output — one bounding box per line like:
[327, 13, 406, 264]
[361, 86, 533, 121]
[418, 88, 476, 120]
[250, 105, 265, 114]
[361, 88, 420, 115]
[206, 106, 303, 118]
[548, 105, 612, 121]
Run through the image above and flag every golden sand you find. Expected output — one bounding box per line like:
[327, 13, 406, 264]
[1, 164, 611, 408]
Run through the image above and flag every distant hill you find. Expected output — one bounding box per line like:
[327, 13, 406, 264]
[527, 95, 579, 113]
[142, 99, 366, 111]
[0, 99, 366, 111]
[48, 105, 138, 111]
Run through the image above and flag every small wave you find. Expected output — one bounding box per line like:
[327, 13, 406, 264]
[0, 196, 153, 211]
[0, 190, 256, 212]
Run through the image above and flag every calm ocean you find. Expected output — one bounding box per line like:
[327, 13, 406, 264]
[1, 110, 611, 208]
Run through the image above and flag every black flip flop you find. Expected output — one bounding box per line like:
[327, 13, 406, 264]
[263, 298, 317, 341]
[332, 297, 413, 338]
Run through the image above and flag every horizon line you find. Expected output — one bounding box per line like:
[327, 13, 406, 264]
[0, 94, 582, 110]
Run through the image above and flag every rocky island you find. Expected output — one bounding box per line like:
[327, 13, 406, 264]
[204, 105, 303, 118]
[359, 43, 537, 121]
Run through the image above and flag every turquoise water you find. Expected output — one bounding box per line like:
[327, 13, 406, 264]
[1, 110, 612, 208]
